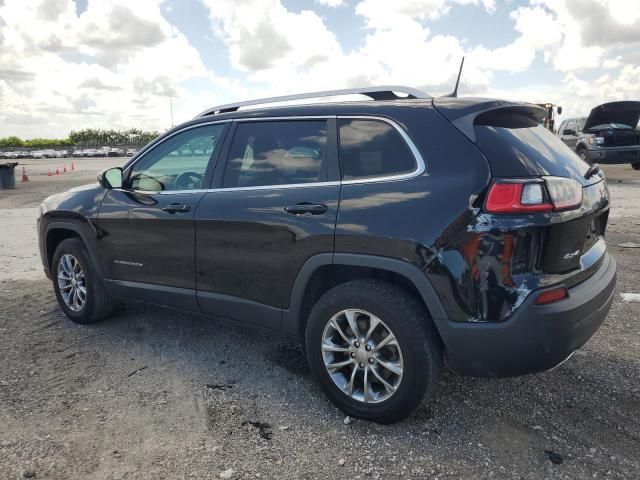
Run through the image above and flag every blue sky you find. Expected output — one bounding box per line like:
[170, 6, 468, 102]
[0, 0, 638, 137]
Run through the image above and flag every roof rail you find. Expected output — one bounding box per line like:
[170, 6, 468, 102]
[194, 85, 430, 118]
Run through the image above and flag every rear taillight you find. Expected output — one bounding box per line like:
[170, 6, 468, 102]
[543, 176, 583, 210]
[485, 182, 553, 213]
[485, 177, 582, 214]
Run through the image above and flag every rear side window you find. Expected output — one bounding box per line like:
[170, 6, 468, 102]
[222, 120, 328, 188]
[338, 119, 416, 180]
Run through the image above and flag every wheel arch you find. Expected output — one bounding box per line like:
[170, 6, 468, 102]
[44, 221, 103, 277]
[283, 253, 448, 341]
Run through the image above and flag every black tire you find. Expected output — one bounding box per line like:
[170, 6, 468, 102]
[305, 279, 442, 424]
[51, 237, 114, 324]
[632, 162, 640, 171]
[577, 148, 591, 165]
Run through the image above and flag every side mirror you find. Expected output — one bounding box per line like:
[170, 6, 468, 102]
[563, 129, 576, 136]
[99, 167, 123, 189]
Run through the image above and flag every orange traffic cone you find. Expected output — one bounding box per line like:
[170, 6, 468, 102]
[21, 167, 29, 182]
[63, 165, 67, 173]
[55, 166, 60, 175]
[71, 162, 75, 171]
[48, 169, 52, 176]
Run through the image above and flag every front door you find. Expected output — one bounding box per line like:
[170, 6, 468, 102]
[194, 119, 340, 330]
[97, 123, 228, 309]
[561, 120, 579, 149]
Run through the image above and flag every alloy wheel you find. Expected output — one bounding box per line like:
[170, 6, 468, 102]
[321, 309, 404, 403]
[57, 254, 87, 312]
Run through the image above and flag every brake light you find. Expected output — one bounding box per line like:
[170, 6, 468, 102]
[535, 287, 568, 305]
[485, 177, 583, 214]
[485, 182, 553, 213]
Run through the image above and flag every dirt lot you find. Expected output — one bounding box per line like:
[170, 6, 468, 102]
[0, 161, 639, 479]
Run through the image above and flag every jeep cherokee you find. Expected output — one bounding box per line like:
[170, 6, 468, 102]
[38, 86, 616, 423]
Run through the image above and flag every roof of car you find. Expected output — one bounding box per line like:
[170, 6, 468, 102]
[194, 98, 432, 121]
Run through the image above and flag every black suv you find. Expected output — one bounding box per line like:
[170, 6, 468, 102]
[38, 86, 616, 423]
[558, 101, 640, 169]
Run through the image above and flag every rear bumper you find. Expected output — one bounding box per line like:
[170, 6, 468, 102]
[439, 252, 616, 377]
[587, 146, 640, 164]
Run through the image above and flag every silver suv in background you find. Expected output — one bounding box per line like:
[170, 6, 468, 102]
[558, 101, 640, 169]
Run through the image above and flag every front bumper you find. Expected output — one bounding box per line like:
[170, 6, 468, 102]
[587, 146, 640, 164]
[439, 252, 616, 377]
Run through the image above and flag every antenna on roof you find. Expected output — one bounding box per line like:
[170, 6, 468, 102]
[444, 57, 465, 98]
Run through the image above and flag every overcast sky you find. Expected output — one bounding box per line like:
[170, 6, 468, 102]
[1, 0, 639, 138]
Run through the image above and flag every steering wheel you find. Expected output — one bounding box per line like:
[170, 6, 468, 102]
[174, 171, 203, 190]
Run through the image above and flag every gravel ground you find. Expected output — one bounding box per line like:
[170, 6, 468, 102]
[0, 162, 639, 479]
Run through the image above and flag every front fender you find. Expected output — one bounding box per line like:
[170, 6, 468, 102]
[40, 218, 104, 279]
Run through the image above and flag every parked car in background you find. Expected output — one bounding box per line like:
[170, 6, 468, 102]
[558, 101, 640, 169]
[72, 150, 84, 158]
[108, 147, 124, 157]
[125, 148, 137, 156]
[38, 86, 616, 423]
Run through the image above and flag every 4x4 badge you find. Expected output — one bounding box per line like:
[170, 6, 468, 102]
[563, 250, 580, 260]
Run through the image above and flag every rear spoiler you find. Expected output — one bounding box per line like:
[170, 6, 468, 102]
[433, 98, 546, 142]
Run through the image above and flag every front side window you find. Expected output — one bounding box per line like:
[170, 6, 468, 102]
[128, 124, 225, 192]
[338, 119, 416, 180]
[222, 121, 328, 188]
[558, 121, 567, 134]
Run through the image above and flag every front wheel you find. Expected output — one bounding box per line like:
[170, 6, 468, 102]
[52, 237, 114, 324]
[577, 148, 591, 165]
[305, 279, 442, 423]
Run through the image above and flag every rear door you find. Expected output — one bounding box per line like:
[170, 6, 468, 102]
[97, 123, 228, 309]
[194, 118, 340, 330]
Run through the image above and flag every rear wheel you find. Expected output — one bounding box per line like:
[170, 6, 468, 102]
[305, 279, 442, 423]
[52, 237, 114, 324]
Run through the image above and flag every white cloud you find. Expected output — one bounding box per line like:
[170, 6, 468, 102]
[0, 0, 207, 137]
[355, 0, 495, 29]
[204, 0, 342, 72]
[1, 0, 639, 139]
[316, 0, 345, 6]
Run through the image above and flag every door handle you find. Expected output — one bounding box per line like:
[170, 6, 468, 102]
[162, 203, 191, 214]
[284, 203, 328, 215]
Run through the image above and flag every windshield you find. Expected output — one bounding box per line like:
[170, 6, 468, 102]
[576, 117, 587, 131]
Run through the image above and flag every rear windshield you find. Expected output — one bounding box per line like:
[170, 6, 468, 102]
[474, 124, 592, 185]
